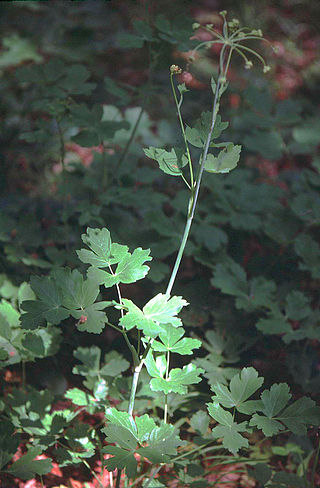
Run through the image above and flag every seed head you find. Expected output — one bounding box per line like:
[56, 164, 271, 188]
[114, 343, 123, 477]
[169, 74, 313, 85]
[251, 29, 263, 37]
[170, 65, 182, 75]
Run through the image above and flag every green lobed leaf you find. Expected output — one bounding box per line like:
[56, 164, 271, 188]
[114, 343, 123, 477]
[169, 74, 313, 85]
[186, 113, 229, 148]
[211, 367, 264, 412]
[65, 388, 95, 406]
[88, 247, 151, 287]
[211, 261, 247, 300]
[294, 234, 320, 279]
[0, 421, 20, 470]
[285, 291, 311, 321]
[104, 445, 137, 478]
[250, 414, 285, 437]
[20, 300, 59, 330]
[28, 276, 70, 325]
[190, 410, 210, 435]
[52, 268, 99, 310]
[143, 146, 188, 176]
[7, 446, 52, 480]
[138, 423, 183, 463]
[0, 299, 20, 327]
[103, 423, 138, 450]
[73, 346, 101, 377]
[22, 333, 45, 356]
[120, 293, 188, 338]
[256, 313, 292, 336]
[204, 144, 241, 174]
[71, 301, 110, 334]
[279, 396, 320, 435]
[146, 352, 204, 394]
[207, 402, 249, 454]
[151, 324, 201, 355]
[77, 227, 112, 268]
[105, 408, 138, 438]
[145, 351, 167, 379]
[100, 351, 130, 377]
[272, 471, 305, 487]
[250, 385, 320, 436]
[136, 414, 157, 442]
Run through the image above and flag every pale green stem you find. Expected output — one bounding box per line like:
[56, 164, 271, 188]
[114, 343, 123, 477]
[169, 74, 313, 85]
[165, 217, 192, 296]
[222, 15, 229, 38]
[181, 174, 191, 190]
[203, 27, 225, 41]
[128, 362, 143, 416]
[232, 42, 268, 67]
[192, 39, 225, 56]
[234, 47, 254, 64]
[170, 73, 194, 187]
[117, 43, 232, 488]
[109, 265, 139, 366]
[164, 350, 170, 423]
[106, 320, 125, 334]
[223, 46, 234, 78]
[228, 27, 252, 39]
[164, 55, 226, 438]
[236, 35, 269, 42]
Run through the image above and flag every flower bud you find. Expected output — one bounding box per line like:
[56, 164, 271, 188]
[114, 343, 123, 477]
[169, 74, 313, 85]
[251, 29, 263, 37]
[170, 64, 182, 75]
[192, 22, 200, 30]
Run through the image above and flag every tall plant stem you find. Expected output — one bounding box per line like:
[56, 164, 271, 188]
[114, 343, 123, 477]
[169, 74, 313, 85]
[128, 362, 143, 416]
[119, 40, 229, 487]
[166, 76, 223, 297]
[163, 47, 227, 431]
[109, 265, 139, 366]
